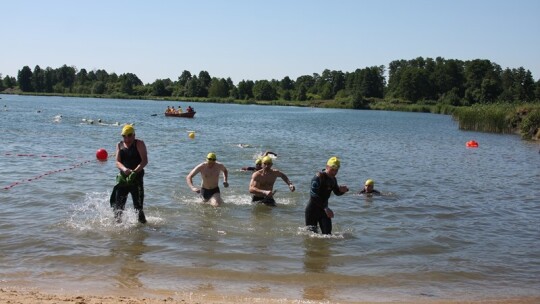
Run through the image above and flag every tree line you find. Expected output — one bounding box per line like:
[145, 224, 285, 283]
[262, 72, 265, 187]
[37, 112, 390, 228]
[2, 56, 539, 107]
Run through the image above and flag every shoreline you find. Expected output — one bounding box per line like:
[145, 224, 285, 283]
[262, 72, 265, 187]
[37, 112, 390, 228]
[1, 287, 539, 304]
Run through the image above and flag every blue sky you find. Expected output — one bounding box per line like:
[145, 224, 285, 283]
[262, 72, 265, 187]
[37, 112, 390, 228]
[2, 0, 539, 84]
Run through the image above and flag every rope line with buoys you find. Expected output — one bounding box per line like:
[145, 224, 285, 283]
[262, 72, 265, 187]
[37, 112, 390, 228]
[2, 148, 113, 191]
[4, 153, 70, 158]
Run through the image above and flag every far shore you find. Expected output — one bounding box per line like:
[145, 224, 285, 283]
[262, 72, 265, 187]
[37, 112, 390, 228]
[2, 92, 540, 141]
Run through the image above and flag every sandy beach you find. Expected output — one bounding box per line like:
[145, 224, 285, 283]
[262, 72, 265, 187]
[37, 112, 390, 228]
[1, 287, 539, 304]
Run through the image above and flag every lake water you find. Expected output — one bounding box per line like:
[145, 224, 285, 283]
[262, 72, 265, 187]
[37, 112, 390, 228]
[1, 94, 539, 302]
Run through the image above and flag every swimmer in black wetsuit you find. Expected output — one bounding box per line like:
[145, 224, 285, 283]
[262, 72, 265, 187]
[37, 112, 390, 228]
[305, 157, 349, 234]
[241, 151, 277, 171]
[358, 179, 381, 195]
[242, 158, 263, 172]
[111, 124, 148, 224]
[249, 156, 295, 206]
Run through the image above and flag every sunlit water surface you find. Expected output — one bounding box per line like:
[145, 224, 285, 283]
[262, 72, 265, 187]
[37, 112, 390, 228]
[1, 94, 539, 302]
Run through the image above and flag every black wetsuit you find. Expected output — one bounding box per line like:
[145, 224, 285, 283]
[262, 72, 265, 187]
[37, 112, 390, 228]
[359, 189, 381, 195]
[113, 139, 145, 216]
[305, 171, 344, 234]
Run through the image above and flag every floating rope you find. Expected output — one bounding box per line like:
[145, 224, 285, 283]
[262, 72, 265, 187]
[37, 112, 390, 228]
[3, 159, 95, 190]
[2, 150, 116, 190]
[4, 153, 69, 158]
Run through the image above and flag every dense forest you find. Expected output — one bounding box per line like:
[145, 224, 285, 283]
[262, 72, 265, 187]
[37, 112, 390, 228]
[1, 57, 540, 108]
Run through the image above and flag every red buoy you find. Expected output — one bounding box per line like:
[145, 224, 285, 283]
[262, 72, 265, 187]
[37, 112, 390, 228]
[466, 140, 479, 148]
[96, 148, 108, 161]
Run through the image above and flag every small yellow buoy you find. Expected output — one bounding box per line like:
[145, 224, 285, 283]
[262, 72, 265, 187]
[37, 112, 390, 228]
[188, 132, 195, 139]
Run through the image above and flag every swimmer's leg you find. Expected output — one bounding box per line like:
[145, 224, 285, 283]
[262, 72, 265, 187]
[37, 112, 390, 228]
[209, 193, 224, 207]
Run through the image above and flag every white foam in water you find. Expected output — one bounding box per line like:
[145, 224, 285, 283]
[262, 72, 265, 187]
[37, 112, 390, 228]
[66, 191, 162, 232]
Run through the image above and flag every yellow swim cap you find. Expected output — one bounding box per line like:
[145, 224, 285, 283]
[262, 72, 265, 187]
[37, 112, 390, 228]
[365, 179, 374, 186]
[255, 158, 262, 165]
[207, 152, 217, 161]
[121, 124, 134, 136]
[326, 156, 340, 169]
[262, 156, 273, 164]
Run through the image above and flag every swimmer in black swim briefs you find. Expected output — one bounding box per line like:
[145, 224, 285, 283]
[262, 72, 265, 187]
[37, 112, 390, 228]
[200, 187, 220, 201]
[252, 194, 276, 206]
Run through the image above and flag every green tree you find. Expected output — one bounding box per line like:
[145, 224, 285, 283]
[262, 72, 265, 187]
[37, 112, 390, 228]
[57, 65, 76, 90]
[280, 76, 294, 90]
[296, 85, 308, 101]
[0, 73, 4, 91]
[352, 91, 368, 109]
[184, 76, 200, 97]
[152, 79, 169, 96]
[95, 69, 109, 82]
[92, 81, 106, 94]
[208, 78, 229, 98]
[118, 73, 143, 95]
[17, 66, 33, 92]
[295, 75, 315, 96]
[197, 71, 211, 97]
[44, 67, 56, 93]
[535, 79, 540, 102]
[178, 70, 192, 86]
[253, 80, 277, 100]
[237, 80, 254, 99]
[4, 75, 16, 88]
[463, 59, 502, 104]
[32, 65, 45, 92]
[76, 68, 89, 85]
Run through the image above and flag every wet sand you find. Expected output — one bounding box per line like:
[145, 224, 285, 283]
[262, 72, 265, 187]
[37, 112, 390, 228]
[1, 287, 539, 304]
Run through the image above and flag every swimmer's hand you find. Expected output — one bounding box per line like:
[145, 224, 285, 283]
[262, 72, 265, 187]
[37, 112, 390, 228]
[223, 181, 229, 188]
[324, 207, 334, 219]
[266, 190, 276, 197]
[288, 184, 295, 192]
[339, 185, 349, 193]
[191, 187, 200, 193]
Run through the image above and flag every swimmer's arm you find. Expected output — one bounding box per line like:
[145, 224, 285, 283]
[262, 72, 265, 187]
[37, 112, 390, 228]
[186, 164, 203, 191]
[221, 165, 229, 186]
[278, 171, 295, 192]
[263, 151, 277, 157]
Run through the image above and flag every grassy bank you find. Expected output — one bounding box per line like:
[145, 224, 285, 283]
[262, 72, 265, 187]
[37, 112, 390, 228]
[451, 103, 540, 140]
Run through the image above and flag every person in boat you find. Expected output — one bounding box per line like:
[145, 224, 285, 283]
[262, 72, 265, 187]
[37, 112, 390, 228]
[110, 124, 148, 224]
[187, 106, 194, 113]
[241, 151, 277, 171]
[177, 106, 183, 113]
[358, 179, 381, 195]
[186, 153, 229, 207]
[305, 157, 349, 234]
[165, 106, 171, 113]
[249, 156, 295, 206]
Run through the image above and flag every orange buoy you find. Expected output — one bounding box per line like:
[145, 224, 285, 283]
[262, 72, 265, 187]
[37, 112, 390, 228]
[96, 148, 108, 161]
[466, 140, 479, 148]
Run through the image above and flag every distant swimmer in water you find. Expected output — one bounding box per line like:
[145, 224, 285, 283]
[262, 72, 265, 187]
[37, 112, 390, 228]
[242, 157, 263, 172]
[249, 156, 294, 206]
[241, 151, 277, 171]
[358, 179, 381, 195]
